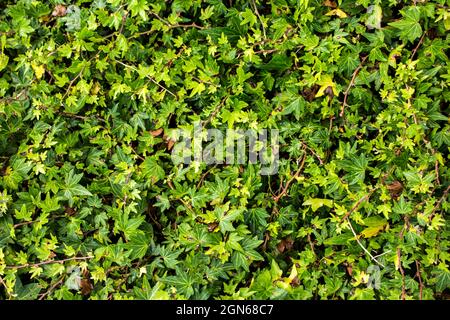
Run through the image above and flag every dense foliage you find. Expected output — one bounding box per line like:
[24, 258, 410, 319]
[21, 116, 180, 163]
[0, 0, 449, 300]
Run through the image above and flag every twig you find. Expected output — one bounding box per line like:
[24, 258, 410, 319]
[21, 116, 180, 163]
[262, 232, 270, 251]
[250, 0, 266, 39]
[114, 60, 177, 98]
[167, 180, 195, 215]
[301, 141, 323, 165]
[410, 32, 426, 60]
[58, 111, 106, 123]
[340, 188, 377, 222]
[61, 53, 99, 100]
[253, 48, 278, 55]
[130, 29, 155, 38]
[430, 149, 441, 186]
[62, 67, 86, 100]
[434, 157, 441, 186]
[169, 23, 204, 30]
[430, 184, 450, 219]
[147, 203, 163, 230]
[117, 11, 129, 35]
[13, 214, 66, 229]
[196, 164, 218, 189]
[372, 250, 392, 259]
[0, 276, 12, 299]
[0, 89, 28, 104]
[202, 96, 228, 127]
[38, 276, 65, 300]
[273, 151, 307, 203]
[346, 217, 384, 267]
[415, 260, 423, 300]
[150, 12, 204, 30]
[6, 256, 94, 269]
[122, 171, 133, 204]
[0, 31, 14, 36]
[397, 247, 406, 300]
[328, 115, 335, 132]
[13, 220, 36, 228]
[340, 55, 368, 117]
[307, 234, 316, 257]
[397, 217, 409, 300]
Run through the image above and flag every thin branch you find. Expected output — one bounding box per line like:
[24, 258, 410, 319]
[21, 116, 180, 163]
[430, 184, 450, 219]
[117, 11, 129, 36]
[122, 171, 133, 204]
[150, 12, 170, 25]
[6, 256, 94, 269]
[57, 111, 106, 123]
[147, 203, 163, 230]
[434, 156, 441, 186]
[253, 48, 278, 55]
[0, 31, 15, 36]
[169, 23, 204, 30]
[250, 0, 267, 39]
[410, 32, 426, 60]
[307, 234, 316, 257]
[415, 260, 424, 300]
[301, 141, 323, 165]
[397, 217, 409, 300]
[372, 250, 392, 259]
[196, 164, 218, 189]
[273, 151, 307, 203]
[13, 220, 36, 228]
[150, 12, 204, 30]
[13, 214, 66, 229]
[167, 180, 195, 215]
[346, 217, 384, 267]
[340, 188, 377, 222]
[0, 89, 28, 104]
[397, 247, 406, 300]
[340, 55, 368, 118]
[202, 96, 228, 127]
[38, 276, 65, 300]
[62, 67, 86, 100]
[0, 276, 12, 299]
[114, 60, 177, 98]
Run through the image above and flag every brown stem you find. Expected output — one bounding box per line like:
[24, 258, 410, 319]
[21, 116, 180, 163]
[430, 185, 450, 220]
[150, 12, 204, 30]
[307, 234, 316, 257]
[0, 276, 12, 299]
[410, 32, 426, 60]
[273, 151, 307, 203]
[415, 260, 424, 300]
[340, 55, 368, 118]
[397, 247, 406, 300]
[202, 96, 228, 127]
[167, 180, 195, 215]
[13, 220, 36, 228]
[57, 111, 106, 123]
[340, 189, 376, 222]
[397, 217, 409, 300]
[38, 276, 65, 300]
[196, 165, 218, 189]
[301, 141, 323, 165]
[117, 11, 129, 35]
[169, 23, 204, 30]
[114, 60, 177, 98]
[251, 0, 266, 39]
[6, 256, 94, 269]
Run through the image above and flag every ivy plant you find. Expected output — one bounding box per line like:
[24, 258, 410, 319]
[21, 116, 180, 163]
[0, 0, 449, 300]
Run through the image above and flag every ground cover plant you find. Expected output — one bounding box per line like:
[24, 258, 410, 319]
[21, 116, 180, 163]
[0, 0, 449, 300]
